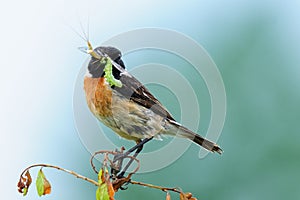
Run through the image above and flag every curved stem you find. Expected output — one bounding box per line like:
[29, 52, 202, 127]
[20, 164, 99, 186]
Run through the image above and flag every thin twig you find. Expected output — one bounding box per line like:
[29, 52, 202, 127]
[130, 180, 182, 194]
[20, 164, 99, 186]
[90, 150, 119, 174]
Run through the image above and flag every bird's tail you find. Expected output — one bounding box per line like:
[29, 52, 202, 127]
[165, 120, 223, 154]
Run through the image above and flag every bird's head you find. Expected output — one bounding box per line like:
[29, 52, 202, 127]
[80, 41, 126, 78]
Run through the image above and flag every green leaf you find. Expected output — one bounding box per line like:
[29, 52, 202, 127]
[96, 183, 110, 200]
[36, 169, 45, 196]
[98, 168, 104, 184]
[35, 169, 51, 196]
[23, 188, 28, 196]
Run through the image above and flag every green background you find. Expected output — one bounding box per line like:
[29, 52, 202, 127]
[1, 0, 299, 199]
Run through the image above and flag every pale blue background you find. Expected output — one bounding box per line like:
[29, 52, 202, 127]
[1, 0, 300, 199]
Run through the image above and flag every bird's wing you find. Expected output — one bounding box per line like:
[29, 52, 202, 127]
[112, 65, 175, 121]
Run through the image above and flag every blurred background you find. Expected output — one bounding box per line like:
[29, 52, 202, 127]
[1, 0, 300, 199]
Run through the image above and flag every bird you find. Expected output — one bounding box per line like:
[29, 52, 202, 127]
[82, 41, 222, 163]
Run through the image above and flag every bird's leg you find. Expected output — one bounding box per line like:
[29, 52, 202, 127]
[117, 142, 143, 178]
[115, 137, 153, 178]
[113, 137, 153, 162]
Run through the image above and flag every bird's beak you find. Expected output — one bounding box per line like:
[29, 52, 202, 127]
[78, 41, 102, 60]
[87, 41, 101, 59]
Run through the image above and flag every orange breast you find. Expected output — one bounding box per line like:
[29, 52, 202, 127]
[84, 76, 113, 117]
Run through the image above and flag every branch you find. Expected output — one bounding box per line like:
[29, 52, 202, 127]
[130, 180, 182, 193]
[19, 163, 99, 186]
[17, 149, 198, 200]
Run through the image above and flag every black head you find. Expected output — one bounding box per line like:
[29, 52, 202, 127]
[87, 46, 125, 78]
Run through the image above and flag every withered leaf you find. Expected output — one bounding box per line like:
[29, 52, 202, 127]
[97, 168, 115, 200]
[179, 192, 188, 200]
[107, 181, 115, 200]
[17, 170, 32, 196]
[25, 171, 32, 187]
[36, 169, 51, 196]
[184, 192, 192, 199]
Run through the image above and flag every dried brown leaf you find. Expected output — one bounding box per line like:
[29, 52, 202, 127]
[17, 170, 32, 196]
[25, 171, 32, 188]
[184, 192, 192, 199]
[97, 168, 115, 200]
[180, 192, 188, 200]
[43, 177, 51, 195]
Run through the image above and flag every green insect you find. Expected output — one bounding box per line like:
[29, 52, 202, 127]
[85, 41, 123, 88]
[101, 56, 123, 88]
